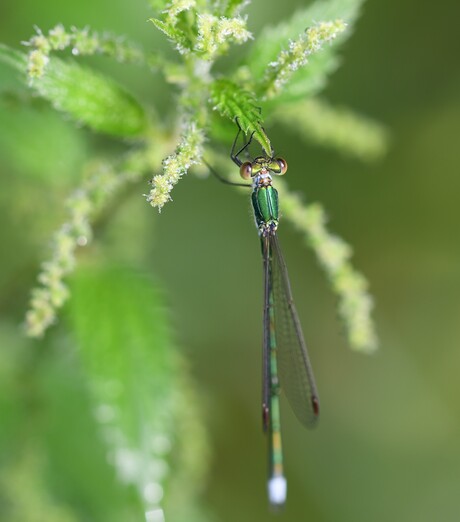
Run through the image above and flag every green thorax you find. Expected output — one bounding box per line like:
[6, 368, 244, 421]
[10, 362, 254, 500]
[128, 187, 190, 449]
[251, 175, 279, 233]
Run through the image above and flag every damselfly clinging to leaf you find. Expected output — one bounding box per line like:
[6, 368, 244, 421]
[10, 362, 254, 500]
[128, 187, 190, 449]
[214, 120, 320, 508]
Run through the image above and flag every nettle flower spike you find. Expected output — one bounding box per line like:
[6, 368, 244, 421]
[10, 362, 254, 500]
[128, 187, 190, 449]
[24, 24, 146, 79]
[146, 122, 204, 211]
[24, 150, 160, 337]
[279, 187, 378, 353]
[195, 14, 252, 60]
[262, 20, 347, 99]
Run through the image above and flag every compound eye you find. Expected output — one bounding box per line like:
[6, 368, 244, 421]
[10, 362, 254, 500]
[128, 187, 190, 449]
[276, 157, 288, 175]
[240, 161, 253, 180]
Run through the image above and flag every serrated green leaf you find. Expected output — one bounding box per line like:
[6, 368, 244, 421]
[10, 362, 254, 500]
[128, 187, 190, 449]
[244, 0, 364, 99]
[33, 58, 148, 137]
[0, 44, 148, 137]
[210, 78, 272, 155]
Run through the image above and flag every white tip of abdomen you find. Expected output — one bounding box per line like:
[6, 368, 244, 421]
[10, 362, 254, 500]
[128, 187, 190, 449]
[268, 475, 287, 506]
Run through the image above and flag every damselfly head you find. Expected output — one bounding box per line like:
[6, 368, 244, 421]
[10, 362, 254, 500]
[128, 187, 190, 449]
[239, 156, 288, 179]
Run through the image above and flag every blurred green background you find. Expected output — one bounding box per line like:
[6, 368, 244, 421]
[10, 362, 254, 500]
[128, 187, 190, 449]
[1, 0, 460, 521]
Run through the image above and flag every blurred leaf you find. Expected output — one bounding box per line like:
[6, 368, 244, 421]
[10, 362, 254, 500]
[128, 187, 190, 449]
[0, 449, 79, 522]
[210, 78, 271, 154]
[0, 43, 148, 137]
[0, 324, 29, 462]
[68, 264, 210, 518]
[0, 62, 26, 91]
[41, 341, 142, 521]
[0, 321, 140, 521]
[0, 99, 86, 182]
[0, 44, 28, 73]
[273, 98, 389, 161]
[69, 264, 174, 448]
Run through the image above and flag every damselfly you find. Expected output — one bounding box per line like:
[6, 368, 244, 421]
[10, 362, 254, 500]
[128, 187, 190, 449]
[213, 121, 320, 507]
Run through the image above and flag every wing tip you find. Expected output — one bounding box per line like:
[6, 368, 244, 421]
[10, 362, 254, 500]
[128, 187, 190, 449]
[312, 395, 320, 417]
[304, 394, 320, 429]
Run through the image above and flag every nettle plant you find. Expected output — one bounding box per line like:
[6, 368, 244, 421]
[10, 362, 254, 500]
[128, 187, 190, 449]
[0, 0, 385, 518]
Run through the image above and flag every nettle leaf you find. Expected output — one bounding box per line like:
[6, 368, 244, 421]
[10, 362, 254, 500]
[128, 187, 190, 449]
[210, 78, 272, 155]
[244, 0, 364, 101]
[33, 58, 148, 137]
[0, 44, 148, 137]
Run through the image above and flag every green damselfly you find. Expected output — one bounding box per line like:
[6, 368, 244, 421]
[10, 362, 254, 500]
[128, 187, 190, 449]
[212, 121, 320, 507]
